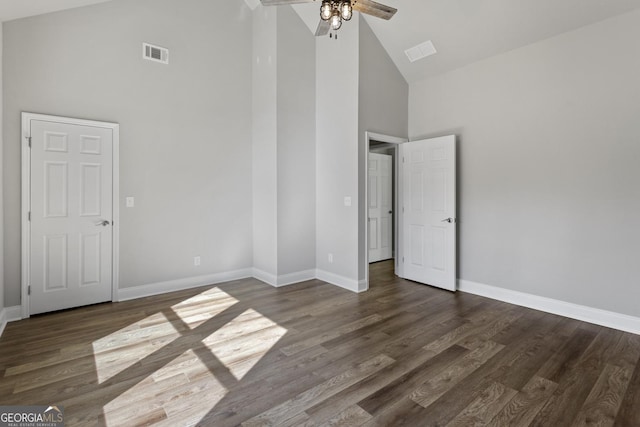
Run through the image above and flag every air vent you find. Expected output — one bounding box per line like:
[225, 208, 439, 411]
[405, 40, 437, 63]
[142, 43, 169, 65]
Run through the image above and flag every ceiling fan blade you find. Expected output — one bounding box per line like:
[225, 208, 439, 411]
[260, 0, 315, 5]
[351, 0, 397, 20]
[315, 19, 330, 36]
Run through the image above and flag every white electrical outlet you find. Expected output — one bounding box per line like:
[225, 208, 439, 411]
[328, 253, 333, 263]
[344, 196, 352, 207]
[194, 256, 201, 266]
[126, 197, 135, 208]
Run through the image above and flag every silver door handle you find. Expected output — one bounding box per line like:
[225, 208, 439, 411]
[441, 218, 456, 223]
[96, 220, 110, 226]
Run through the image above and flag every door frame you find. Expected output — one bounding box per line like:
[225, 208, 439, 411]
[363, 132, 408, 289]
[21, 112, 120, 319]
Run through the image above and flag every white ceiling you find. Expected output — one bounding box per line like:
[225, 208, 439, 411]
[0, 0, 112, 22]
[293, 0, 640, 83]
[3, 0, 640, 84]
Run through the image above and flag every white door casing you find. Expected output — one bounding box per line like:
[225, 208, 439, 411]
[400, 135, 456, 291]
[22, 113, 120, 316]
[368, 153, 393, 263]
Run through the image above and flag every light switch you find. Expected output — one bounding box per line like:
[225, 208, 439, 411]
[126, 197, 135, 208]
[344, 196, 352, 207]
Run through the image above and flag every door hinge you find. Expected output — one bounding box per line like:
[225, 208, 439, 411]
[28, 211, 31, 221]
[402, 257, 405, 263]
[28, 137, 32, 148]
[28, 286, 31, 295]
[402, 157, 405, 163]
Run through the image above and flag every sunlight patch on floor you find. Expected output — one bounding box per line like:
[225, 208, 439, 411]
[103, 349, 228, 426]
[202, 309, 288, 380]
[93, 312, 180, 384]
[171, 287, 239, 329]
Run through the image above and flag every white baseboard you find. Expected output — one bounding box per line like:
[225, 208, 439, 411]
[252, 268, 278, 287]
[316, 269, 368, 293]
[0, 306, 24, 338]
[252, 268, 317, 287]
[117, 266, 359, 303]
[276, 270, 317, 287]
[458, 279, 640, 336]
[117, 268, 253, 302]
[0, 308, 6, 338]
[6, 306, 22, 322]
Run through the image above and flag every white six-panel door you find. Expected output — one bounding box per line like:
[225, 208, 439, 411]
[400, 135, 456, 291]
[28, 118, 115, 315]
[368, 153, 393, 263]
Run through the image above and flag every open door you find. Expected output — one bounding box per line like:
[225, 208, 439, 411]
[400, 135, 456, 291]
[368, 153, 393, 263]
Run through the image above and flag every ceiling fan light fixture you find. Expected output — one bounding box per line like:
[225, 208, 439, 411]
[330, 11, 342, 30]
[340, 1, 353, 21]
[320, 1, 333, 21]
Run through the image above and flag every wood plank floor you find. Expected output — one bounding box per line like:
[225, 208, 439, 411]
[1, 260, 639, 426]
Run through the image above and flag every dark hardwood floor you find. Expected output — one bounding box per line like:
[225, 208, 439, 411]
[1, 260, 639, 426]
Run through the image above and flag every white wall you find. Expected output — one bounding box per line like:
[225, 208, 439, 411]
[315, 19, 361, 289]
[3, 0, 254, 304]
[276, 6, 316, 276]
[252, 5, 278, 277]
[357, 17, 408, 280]
[410, 9, 640, 317]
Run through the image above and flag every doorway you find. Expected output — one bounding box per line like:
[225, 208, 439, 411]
[363, 132, 407, 288]
[363, 133, 457, 292]
[368, 146, 395, 264]
[21, 113, 120, 317]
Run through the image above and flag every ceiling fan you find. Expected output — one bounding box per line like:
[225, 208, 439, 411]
[260, 0, 397, 37]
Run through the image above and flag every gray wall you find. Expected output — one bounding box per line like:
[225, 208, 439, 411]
[252, 5, 278, 276]
[276, 6, 316, 276]
[0, 23, 3, 312]
[409, 9, 640, 317]
[315, 17, 360, 285]
[252, 4, 316, 279]
[3, 0, 254, 305]
[358, 17, 408, 280]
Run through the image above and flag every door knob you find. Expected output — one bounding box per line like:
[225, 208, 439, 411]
[441, 218, 456, 223]
[96, 220, 110, 226]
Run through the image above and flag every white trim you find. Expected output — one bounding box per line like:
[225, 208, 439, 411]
[6, 306, 22, 322]
[117, 268, 253, 302]
[0, 306, 23, 338]
[0, 308, 6, 338]
[316, 269, 368, 293]
[458, 279, 640, 336]
[21, 113, 120, 316]
[252, 268, 278, 287]
[251, 269, 316, 287]
[276, 270, 316, 287]
[363, 132, 408, 288]
[367, 132, 407, 144]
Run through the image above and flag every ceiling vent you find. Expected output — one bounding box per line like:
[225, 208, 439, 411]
[143, 43, 169, 65]
[405, 40, 437, 63]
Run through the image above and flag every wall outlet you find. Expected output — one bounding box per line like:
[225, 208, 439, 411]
[344, 196, 352, 207]
[125, 197, 135, 208]
[328, 253, 333, 263]
[194, 256, 201, 266]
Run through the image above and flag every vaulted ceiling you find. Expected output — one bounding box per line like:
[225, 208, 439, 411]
[3, 0, 640, 83]
[291, 0, 640, 83]
[0, 0, 111, 22]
